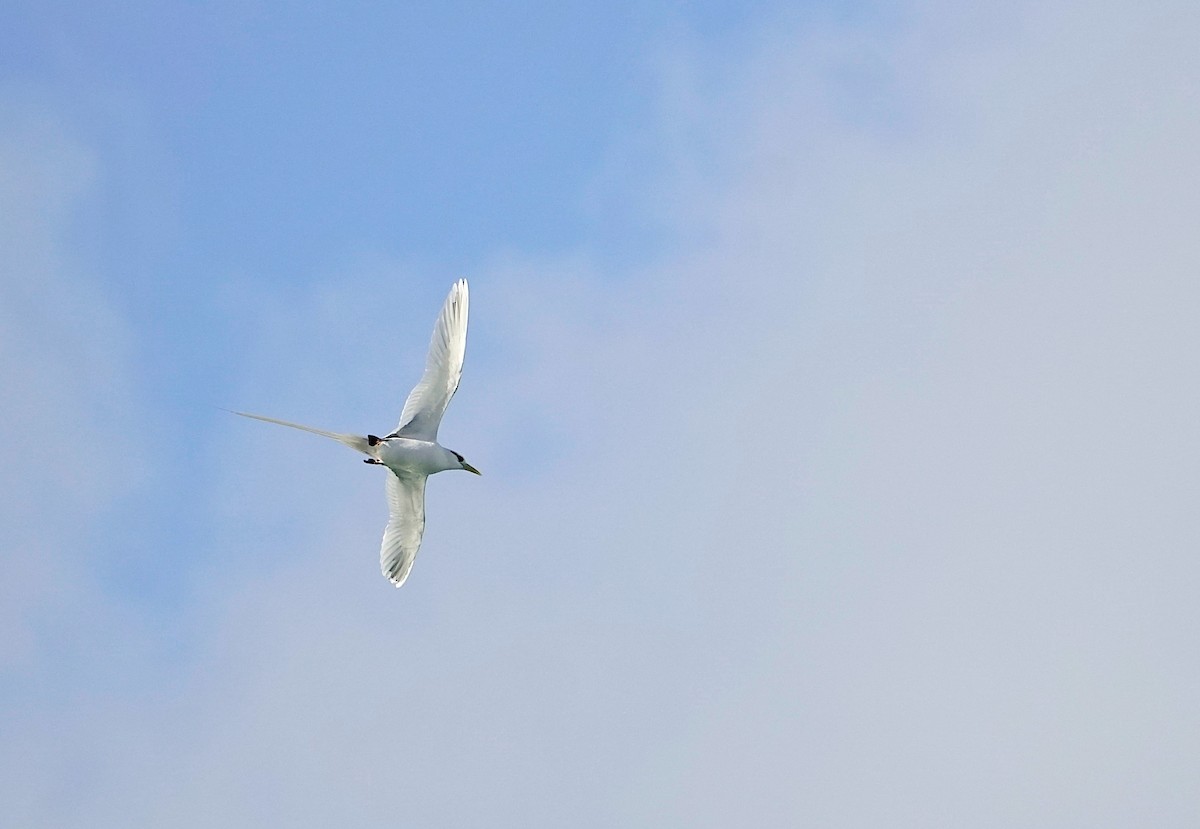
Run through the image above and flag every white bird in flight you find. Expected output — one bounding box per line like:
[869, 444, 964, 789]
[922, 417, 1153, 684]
[234, 278, 480, 587]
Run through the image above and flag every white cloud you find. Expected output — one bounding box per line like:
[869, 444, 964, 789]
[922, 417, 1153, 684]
[0, 96, 147, 668]
[0, 92, 160, 826]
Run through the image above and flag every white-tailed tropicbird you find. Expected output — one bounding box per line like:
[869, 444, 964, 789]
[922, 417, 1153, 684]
[234, 278, 479, 587]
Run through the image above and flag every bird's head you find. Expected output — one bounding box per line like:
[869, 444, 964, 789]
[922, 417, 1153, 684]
[451, 450, 481, 475]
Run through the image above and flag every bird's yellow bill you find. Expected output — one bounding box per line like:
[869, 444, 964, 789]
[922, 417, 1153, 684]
[462, 461, 482, 475]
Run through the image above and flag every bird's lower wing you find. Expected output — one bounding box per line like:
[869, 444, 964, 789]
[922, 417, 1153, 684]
[381, 471, 428, 587]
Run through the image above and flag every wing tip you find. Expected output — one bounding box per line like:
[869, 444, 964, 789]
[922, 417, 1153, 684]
[384, 561, 413, 588]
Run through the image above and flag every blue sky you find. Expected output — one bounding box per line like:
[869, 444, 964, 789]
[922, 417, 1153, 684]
[4, 0, 802, 598]
[4, 1, 1200, 826]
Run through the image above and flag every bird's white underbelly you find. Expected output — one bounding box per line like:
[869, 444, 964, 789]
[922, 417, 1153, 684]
[377, 437, 452, 476]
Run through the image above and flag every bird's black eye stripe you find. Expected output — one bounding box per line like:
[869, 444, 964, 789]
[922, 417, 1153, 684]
[453, 451, 464, 462]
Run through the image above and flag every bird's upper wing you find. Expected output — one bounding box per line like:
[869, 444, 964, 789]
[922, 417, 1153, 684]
[380, 471, 428, 587]
[231, 411, 371, 455]
[388, 279, 469, 442]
